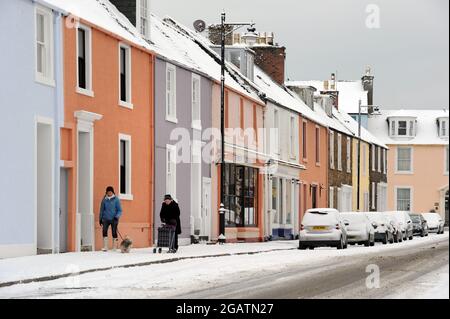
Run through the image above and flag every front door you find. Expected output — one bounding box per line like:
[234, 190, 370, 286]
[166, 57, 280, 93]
[201, 178, 212, 241]
[78, 131, 94, 251]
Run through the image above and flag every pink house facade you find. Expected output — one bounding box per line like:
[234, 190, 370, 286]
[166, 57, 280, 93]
[368, 109, 449, 224]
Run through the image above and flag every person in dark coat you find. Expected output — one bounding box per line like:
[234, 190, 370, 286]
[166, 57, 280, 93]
[160, 194, 181, 252]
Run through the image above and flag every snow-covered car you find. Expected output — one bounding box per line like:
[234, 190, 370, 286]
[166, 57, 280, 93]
[381, 212, 403, 243]
[386, 211, 414, 240]
[299, 208, 348, 250]
[409, 213, 429, 237]
[421, 213, 445, 234]
[364, 212, 395, 244]
[340, 212, 375, 246]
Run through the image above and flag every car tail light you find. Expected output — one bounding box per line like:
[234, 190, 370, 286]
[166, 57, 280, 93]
[335, 224, 340, 230]
[300, 224, 304, 231]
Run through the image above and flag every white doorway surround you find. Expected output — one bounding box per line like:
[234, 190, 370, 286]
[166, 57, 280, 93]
[35, 117, 55, 254]
[75, 111, 102, 252]
[201, 177, 212, 240]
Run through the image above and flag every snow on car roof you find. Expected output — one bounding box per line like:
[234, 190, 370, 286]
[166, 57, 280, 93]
[367, 109, 449, 145]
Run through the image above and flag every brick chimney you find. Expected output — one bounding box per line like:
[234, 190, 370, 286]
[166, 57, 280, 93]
[320, 73, 339, 110]
[252, 44, 286, 85]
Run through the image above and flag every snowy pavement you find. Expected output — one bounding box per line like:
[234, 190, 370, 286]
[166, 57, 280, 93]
[0, 233, 448, 299]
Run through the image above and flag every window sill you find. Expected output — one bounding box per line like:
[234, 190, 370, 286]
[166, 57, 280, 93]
[35, 75, 55, 88]
[119, 100, 134, 109]
[166, 116, 178, 124]
[394, 171, 413, 175]
[76, 87, 94, 97]
[315, 162, 320, 167]
[192, 123, 202, 131]
[119, 194, 134, 201]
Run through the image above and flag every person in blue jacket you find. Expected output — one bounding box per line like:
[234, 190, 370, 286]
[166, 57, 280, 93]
[99, 186, 122, 251]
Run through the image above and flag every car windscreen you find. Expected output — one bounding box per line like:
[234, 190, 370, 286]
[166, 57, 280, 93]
[423, 213, 439, 222]
[409, 215, 421, 223]
[365, 213, 384, 223]
[341, 214, 366, 224]
[302, 212, 337, 225]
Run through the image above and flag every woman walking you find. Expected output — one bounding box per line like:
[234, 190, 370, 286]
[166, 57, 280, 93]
[160, 194, 181, 252]
[99, 186, 122, 251]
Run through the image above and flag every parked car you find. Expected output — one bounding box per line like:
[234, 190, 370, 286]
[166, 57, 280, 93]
[364, 212, 395, 244]
[422, 213, 445, 234]
[340, 212, 375, 246]
[381, 212, 403, 243]
[299, 208, 348, 250]
[386, 211, 414, 240]
[409, 213, 429, 237]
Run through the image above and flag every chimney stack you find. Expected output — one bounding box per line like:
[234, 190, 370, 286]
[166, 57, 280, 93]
[361, 66, 374, 106]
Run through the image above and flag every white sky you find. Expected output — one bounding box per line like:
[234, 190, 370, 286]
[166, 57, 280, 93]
[150, 0, 449, 110]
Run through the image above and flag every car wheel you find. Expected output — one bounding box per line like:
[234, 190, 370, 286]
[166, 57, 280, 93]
[382, 233, 388, 245]
[420, 231, 424, 237]
[298, 243, 306, 250]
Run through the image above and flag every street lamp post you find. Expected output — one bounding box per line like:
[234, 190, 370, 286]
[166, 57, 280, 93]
[357, 100, 362, 211]
[218, 12, 254, 244]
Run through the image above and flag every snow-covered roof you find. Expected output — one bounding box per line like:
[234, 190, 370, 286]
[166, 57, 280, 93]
[42, 0, 154, 51]
[286, 80, 369, 114]
[333, 109, 388, 148]
[157, 17, 263, 103]
[367, 109, 449, 145]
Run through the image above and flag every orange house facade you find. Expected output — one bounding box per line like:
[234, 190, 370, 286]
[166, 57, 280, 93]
[60, 16, 155, 252]
[211, 84, 266, 243]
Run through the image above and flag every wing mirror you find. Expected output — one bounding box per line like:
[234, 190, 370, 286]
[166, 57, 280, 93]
[371, 222, 378, 229]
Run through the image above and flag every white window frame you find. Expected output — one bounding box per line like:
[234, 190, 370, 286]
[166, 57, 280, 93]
[35, 5, 55, 87]
[118, 43, 133, 109]
[166, 144, 177, 200]
[337, 133, 342, 171]
[395, 146, 413, 174]
[315, 125, 320, 164]
[383, 148, 387, 174]
[191, 74, 201, 130]
[274, 108, 281, 155]
[389, 118, 416, 138]
[166, 63, 177, 123]
[136, 0, 151, 39]
[346, 136, 351, 173]
[118, 134, 133, 200]
[290, 116, 297, 160]
[395, 186, 413, 212]
[329, 131, 334, 169]
[76, 23, 93, 97]
[371, 182, 376, 209]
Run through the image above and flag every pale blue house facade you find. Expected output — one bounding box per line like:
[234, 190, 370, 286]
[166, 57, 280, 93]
[0, 0, 64, 258]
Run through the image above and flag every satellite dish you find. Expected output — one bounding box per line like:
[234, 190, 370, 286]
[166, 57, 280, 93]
[193, 19, 206, 32]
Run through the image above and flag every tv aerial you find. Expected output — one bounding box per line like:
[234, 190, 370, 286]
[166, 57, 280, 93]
[193, 19, 206, 32]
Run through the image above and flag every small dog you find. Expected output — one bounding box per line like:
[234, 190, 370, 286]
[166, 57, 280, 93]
[120, 236, 133, 253]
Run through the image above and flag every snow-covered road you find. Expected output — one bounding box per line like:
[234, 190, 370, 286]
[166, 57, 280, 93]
[0, 233, 448, 299]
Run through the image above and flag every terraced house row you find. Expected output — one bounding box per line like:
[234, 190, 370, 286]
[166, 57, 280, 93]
[4, 0, 445, 259]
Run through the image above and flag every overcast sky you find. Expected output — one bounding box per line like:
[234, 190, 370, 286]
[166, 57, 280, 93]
[150, 0, 449, 110]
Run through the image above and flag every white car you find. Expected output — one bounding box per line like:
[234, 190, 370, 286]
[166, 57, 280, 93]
[422, 213, 445, 234]
[299, 208, 348, 250]
[381, 212, 403, 243]
[364, 212, 395, 244]
[386, 211, 414, 241]
[341, 212, 375, 246]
